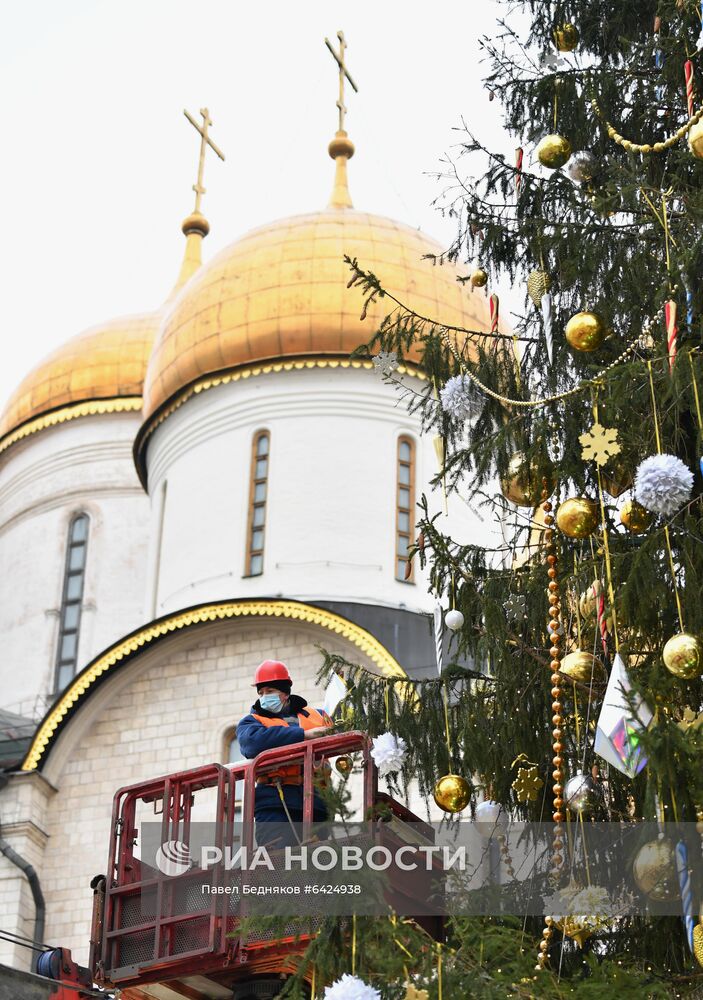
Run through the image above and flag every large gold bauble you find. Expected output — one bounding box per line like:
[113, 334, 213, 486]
[688, 119, 703, 160]
[662, 632, 703, 680]
[556, 497, 599, 538]
[565, 311, 606, 351]
[632, 837, 679, 901]
[537, 134, 572, 169]
[433, 774, 471, 814]
[553, 23, 579, 51]
[620, 499, 652, 534]
[335, 755, 354, 775]
[500, 452, 555, 507]
[560, 651, 605, 685]
[601, 461, 633, 498]
[471, 265, 488, 288]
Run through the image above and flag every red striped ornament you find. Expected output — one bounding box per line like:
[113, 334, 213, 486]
[666, 300, 678, 372]
[515, 147, 524, 192]
[685, 60, 695, 118]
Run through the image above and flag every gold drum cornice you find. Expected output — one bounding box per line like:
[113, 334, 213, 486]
[142, 207, 490, 421]
[134, 353, 426, 486]
[20, 599, 407, 772]
[0, 397, 142, 457]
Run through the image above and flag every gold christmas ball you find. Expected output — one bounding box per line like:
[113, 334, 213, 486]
[688, 119, 703, 160]
[565, 311, 606, 351]
[632, 837, 679, 902]
[537, 134, 572, 169]
[556, 497, 599, 538]
[620, 499, 652, 534]
[662, 632, 703, 680]
[601, 461, 633, 498]
[560, 651, 605, 685]
[527, 269, 552, 307]
[500, 452, 555, 507]
[335, 754, 354, 775]
[553, 23, 579, 51]
[433, 773, 471, 814]
[471, 265, 488, 288]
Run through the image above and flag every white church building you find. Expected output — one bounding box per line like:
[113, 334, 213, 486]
[0, 117, 490, 973]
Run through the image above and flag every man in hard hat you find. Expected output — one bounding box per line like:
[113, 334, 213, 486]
[237, 660, 333, 848]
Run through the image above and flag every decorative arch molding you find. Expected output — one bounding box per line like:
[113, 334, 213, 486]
[20, 599, 406, 773]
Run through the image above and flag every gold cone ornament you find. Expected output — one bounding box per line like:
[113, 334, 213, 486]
[663, 632, 702, 679]
[433, 773, 471, 813]
[553, 23, 579, 51]
[620, 499, 652, 534]
[556, 497, 599, 538]
[335, 755, 353, 775]
[537, 134, 572, 169]
[527, 269, 551, 307]
[694, 921, 703, 968]
[689, 119, 703, 160]
[565, 311, 606, 351]
[560, 650, 605, 685]
[632, 837, 679, 901]
[500, 452, 554, 507]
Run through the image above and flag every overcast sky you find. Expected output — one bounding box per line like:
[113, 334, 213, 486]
[0, 1, 518, 412]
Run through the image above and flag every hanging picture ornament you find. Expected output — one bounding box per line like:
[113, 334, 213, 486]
[537, 134, 572, 169]
[620, 499, 653, 534]
[500, 452, 555, 507]
[556, 497, 599, 538]
[634, 454, 694, 516]
[560, 650, 605, 685]
[370, 732, 407, 777]
[474, 800, 507, 836]
[579, 422, 621, 467]
[566, 150, 599, 183]
[439, 374, 482, 423]
[433, 773, 471, 813]
[601, 460, 633, 498]
[445, 609, 465, 632]
[633, 837, 679, 902]
[512, 766, 544, 803]
[470, 261, 488, 288]
[527, 269, 552, 307]
[553, 23, 579, 51]
[335, 754, 354, 775]
[663, 633, 703, 680]
[564, 772, 599, 815]
[323, 974, 381, 1000]
[565, 311, 606, 351]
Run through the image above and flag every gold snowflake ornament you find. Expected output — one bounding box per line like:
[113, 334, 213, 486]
[512, 765, 544, 802]
[579, 422, 621, 467]
[404, 987, 430, 1000]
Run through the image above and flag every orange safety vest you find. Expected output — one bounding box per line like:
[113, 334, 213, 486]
[251, 706, 332, 785]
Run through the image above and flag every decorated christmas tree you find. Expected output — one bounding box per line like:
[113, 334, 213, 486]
[281, 2, 703, 996]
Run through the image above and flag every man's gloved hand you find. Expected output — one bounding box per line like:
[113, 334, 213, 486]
[303, 727, 329, 740]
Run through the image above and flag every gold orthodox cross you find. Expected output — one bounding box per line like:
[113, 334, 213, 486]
[324, 31, 358, 132]
[183, 107, 225, 214]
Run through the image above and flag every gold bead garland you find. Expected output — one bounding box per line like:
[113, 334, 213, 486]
[537, 482, 566, 971]
[590, 94, 703, 153]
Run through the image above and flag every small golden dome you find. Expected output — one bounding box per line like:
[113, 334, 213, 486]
[142, 209, 491, 420]
[0, 313, 158, 443]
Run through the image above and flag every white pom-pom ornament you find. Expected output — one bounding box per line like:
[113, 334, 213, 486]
[324, 974, 381, 1000]
[445, 609, 465, 631]
[634, 454, 693, 516]
[439, 374, 482, 423]
[474, 800, 508, 836]
[370, 732, 407, 777]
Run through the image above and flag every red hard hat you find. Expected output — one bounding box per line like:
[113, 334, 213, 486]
[252, 660, 292, 687]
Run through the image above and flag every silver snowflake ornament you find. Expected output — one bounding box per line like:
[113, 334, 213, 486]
[372, 351, 399, 376]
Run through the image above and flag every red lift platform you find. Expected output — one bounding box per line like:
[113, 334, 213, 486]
[86, 732, 443, 999]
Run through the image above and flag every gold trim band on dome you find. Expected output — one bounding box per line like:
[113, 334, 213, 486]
[135, 355, 426, 486]
[20, 598, 407, 772]
[0, 397, 143, 457]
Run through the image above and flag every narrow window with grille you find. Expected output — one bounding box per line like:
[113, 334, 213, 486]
[396, 436, 415, 582]
[245, 430, 270, 576]
[55, 513, 89, 691]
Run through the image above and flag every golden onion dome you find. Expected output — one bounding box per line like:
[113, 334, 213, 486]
[0, 313, 159, 448]
[142, 204, 491, 421]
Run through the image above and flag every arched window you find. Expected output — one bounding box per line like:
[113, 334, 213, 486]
[245, 430, 270, 576]
[395, 437, 415, 582]
[55, 513, 89, 691]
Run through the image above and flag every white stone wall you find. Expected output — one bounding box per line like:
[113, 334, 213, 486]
[0, 413, 150, 713]
[0, 616, 385, 970]
[144, 367, 497, 619]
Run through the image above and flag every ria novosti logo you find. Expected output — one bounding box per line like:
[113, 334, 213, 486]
[155, 840, 191, 877]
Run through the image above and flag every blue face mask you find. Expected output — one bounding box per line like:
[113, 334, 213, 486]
[260, 692, 284, 713]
